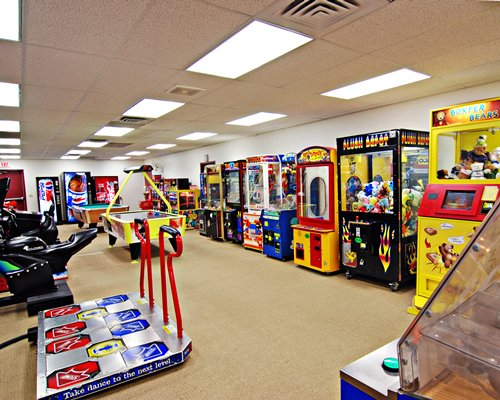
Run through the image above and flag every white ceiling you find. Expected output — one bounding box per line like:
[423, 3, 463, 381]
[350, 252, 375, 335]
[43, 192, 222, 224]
[1, 0, 499, 160]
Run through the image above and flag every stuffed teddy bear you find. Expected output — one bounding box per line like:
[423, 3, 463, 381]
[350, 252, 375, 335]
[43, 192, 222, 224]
[470, 162, 486, 179]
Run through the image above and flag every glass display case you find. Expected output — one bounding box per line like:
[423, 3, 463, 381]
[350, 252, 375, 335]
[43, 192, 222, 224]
[399, 197, 500, 400]
[337, 129, 429, 291]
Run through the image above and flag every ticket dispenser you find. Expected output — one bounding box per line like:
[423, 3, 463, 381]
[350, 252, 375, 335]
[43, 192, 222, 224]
[292, 146, 339, 274]
[409, 97, 500, 314]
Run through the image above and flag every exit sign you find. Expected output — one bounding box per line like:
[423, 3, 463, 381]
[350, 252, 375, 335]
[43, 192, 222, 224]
[0, 162, 9, 168]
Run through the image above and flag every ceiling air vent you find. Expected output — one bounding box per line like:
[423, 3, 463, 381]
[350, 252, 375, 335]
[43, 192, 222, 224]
[105, 142, 132, 148]
[118, 116, 150, 125]
[166, 85, 205, 97]
[257, 0, 392, 37]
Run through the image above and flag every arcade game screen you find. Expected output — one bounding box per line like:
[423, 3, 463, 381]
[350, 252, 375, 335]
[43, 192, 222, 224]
[441, 190, 475, 210]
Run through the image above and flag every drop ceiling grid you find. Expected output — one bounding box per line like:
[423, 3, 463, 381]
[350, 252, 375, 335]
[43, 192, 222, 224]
[442, 60, 500, 86]
[22, 85, 86, 111]
[113, 0, 250, 69]
[202, 0, 278, 16]
[0, 41, 22, 83]
[74, 91, 141, 115]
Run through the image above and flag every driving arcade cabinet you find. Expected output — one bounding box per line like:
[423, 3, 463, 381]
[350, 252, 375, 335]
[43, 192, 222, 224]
[292, 146, 339, 274]
[337, 129, 429, 291]
[409, 97, 500, 314]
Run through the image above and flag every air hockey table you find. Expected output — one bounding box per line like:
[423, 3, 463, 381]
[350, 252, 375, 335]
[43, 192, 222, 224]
[102, 210, 185, 261]
[70, 204, 130, 228]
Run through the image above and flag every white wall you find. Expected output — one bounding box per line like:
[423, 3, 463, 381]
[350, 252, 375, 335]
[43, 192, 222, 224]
[147, 81, 500, 184]
[3, 159, 145, 212]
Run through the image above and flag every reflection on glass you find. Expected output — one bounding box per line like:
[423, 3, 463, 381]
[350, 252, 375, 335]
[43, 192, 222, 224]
[442, 190, 475, 210]
[298, 165, 330, 221]
[225, 171, 240, 205]
[310, 177, 326, 217]
[179, 192, 195, 210]
[268, 163, 281, 209]
[208, 184, 221, 208]
[248, 167, 263, 209]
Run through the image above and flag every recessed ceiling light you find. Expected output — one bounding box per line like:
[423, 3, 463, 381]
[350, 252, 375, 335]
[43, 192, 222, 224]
[176, 132, 218, 141]
[146, 144, 177, 150]
[0, 0, 20, 41]
[226, 112, 286, 126]
[111, 156, 131, 160]
[321, 68, 431, 99]
[0, 82, 20, 107]
[93, 127, 134, 137]
[186, 21, 312, 79]
[0, 148, 20, 154]
[122, 99, 185, 118]
[78, 140, 108, 148]
[0, 138, 20, 145]
[61, 155, 80, 160]
[125, 151, 150, 156]
[0, 120, 20, 132]
[66, 149, 91, 155]
[0, 155, 20, 159]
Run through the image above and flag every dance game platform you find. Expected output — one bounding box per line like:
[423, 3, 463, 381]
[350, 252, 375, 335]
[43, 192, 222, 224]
[36, 292, 191, 400]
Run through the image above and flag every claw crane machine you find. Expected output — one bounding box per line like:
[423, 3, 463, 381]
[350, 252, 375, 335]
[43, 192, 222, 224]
[222, 159, 246, 244]
[409, 97, 500, 314]
[292, 146, 339, 274]
[337, 129, 429, 291]
[243, 155, 283, 251]
[262, 153, 297, 260]
[203, 164, 225, 240]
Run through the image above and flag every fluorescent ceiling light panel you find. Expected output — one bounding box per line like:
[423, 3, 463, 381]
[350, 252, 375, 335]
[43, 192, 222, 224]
[0, 155, 20, 159]
[0, 120, 20, 132]
[186, 21, 312, 79]
[0, 0, 20, 41]
[0, 138, 20, 145]
[66, 149, 91, 155]
[0, 82, 20, 107]
[321, 68, 431, 99]
[125, 151, 150, 156]
[176, 132, 217, 141]
[226, 112, 286, 126]
[94, 126, 134, 137]
[123, 99, 185, 118]
[111, 156, 130, 160]
[61, 155, 80, 160]
[0, 148, 20, 154]
[78, 140, 108, 148]
[146, 144, 176, 150]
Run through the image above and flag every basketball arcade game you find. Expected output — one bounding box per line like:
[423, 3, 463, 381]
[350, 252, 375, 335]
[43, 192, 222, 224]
[292, 146, 340, 274]
[223, 159, 246, 243]
[36, 217, 191, 399]
[101, 166, 186, 262]
[243, 154, 283, 251]
[410, 97, 500, 313]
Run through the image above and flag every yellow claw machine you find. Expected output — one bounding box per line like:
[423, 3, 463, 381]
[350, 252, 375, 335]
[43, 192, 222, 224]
[292, 146, 340, 274]
[409, 97, 500, 314]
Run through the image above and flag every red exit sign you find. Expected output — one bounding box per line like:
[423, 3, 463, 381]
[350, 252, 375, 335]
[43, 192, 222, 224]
[0, 162, 9, 168]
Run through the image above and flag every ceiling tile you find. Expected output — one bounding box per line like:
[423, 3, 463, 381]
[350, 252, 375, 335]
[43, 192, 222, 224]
[20, 109, 72, 124]
[202, 0, 277, 15]
[194, 81, 277, 108]
[22, 85, 86, 111]
[0, 41, 22, 83]
[25, 0, 150, 56]
[24, 45, 107, 91]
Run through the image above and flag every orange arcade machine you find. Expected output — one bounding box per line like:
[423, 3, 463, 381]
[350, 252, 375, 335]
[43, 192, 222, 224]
[292, 146, 340, 274]
[409, 97, 500, 314]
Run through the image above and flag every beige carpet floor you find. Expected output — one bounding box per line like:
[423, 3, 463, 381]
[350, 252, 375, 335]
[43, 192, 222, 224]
[0, 224, 416, 399]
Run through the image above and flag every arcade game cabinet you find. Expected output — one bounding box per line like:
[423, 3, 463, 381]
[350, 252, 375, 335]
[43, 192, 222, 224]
[399, 197, 500, 399]
[222, 159, 246, 244]
[202, 164, 225, 239]
[262, 153, 297, 260]
[36, 176, 63, 224]
[168, 188, 200, 230]
[292, 146, 340, 274]
[243, 155, 284, 252]
[337, 129, 429, 291]
[410, 97, 500, 313]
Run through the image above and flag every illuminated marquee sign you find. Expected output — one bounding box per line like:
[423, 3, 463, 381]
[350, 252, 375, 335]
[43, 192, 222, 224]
[297, 147, 332, 164]
[432, 98, 500, 127]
